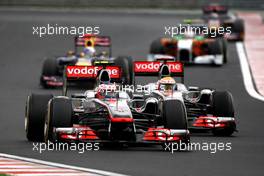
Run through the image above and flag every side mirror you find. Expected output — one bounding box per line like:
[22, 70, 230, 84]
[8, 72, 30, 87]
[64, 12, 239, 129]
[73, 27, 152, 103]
[71, 94, 86, 98]
[116, 93, 120, 99]
[188, 86, 199, 91]
[58, 57, 77, 66]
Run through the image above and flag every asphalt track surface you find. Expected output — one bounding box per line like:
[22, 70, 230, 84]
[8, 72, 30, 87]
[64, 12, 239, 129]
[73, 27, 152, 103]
[0, 8, 263, 176]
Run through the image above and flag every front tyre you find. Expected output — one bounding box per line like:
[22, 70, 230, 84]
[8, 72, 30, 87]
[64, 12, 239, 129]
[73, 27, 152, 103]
[163, 100, 188, 130]
[162, 100, 189, 150]
[25, 94, 53, 141]
[212, 91, 236, 136]
[44, 97, 73, 142]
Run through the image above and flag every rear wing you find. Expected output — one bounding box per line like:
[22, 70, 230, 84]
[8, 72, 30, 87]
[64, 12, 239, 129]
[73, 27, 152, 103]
[74, 34, 112, 56]
[62, 64, 121, 95]
[134, 61, 184, 83]
[202, 5, 228, 14]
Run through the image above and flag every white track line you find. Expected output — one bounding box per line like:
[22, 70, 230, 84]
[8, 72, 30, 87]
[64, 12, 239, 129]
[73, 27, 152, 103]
[0, 165, 50, 168]
[0, 153, 128, 176]
[0, 169, 79, 172]
[236, 42, 264, 101]
[3, 174, 97, 176]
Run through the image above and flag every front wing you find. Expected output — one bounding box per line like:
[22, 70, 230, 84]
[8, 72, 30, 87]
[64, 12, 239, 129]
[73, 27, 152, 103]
[188, 116, 236, 131]
[53, 126, 190, 144]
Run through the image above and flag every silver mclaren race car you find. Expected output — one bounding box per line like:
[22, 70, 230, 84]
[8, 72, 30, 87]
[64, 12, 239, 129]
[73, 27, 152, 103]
[25, 67, 190, 147]
[133, 59, 237, 136]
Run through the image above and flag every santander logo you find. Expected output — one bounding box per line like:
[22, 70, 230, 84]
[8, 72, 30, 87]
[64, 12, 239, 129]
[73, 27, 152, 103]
[134, 61, 182, 73]
[66, 66, 120, 78]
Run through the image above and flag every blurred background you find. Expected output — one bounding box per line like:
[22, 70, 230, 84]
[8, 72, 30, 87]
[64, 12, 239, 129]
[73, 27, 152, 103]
[0, 1, 264, 176]
[1, 0, 264, 10]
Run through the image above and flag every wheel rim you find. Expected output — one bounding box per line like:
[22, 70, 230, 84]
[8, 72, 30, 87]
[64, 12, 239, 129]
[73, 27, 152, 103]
[25, 96, 30, 133]
[44, 102, 51, 143]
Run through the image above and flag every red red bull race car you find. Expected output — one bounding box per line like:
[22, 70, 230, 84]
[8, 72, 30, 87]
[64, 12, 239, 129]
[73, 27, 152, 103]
[40, 34, 133, 88]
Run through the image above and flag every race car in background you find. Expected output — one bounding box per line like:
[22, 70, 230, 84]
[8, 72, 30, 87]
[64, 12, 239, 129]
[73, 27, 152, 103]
[133, 58, 236, 136]
[25, 66, 190, 147]
[40, 34, 133, 88]
[149, 25, 227, 66]
[202, 4, 245, 41]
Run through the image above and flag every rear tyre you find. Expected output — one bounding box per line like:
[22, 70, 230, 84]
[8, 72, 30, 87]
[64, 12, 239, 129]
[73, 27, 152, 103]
[221, 39, 228, 63]
[233, 19, 245, 41]
[208, 39, 224, 66]
[44, 97, 73, 142]
[25, 94, 53, 142]
[150, 38, 165, 54]
[40, 58, 59, 88]
[42, 58, 59, 76]
[115, 56, 134, 85]
[212, 91, 236, 136]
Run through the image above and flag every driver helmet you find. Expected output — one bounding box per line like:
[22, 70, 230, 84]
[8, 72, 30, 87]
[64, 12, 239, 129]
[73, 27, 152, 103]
[185, 30, 195, 38]
[83, 47, 96, 57]
[66, 50, 75, 57]
[95, 88, 106, 99]
[158, 77, 176, 92]
[95, 84, 116, 99]
[210, 12, 219, 19]
[79, 52, 85, 58]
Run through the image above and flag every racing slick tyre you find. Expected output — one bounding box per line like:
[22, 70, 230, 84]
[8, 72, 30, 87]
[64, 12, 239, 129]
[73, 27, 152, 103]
[221, 39, 228, 63]
[208, 39, 222, 54]
[44, 97, 73, 142]
[212, 91, 236, 136]
[150, 38, 165, 54]
[163, 100, 188, 130]
[162, 100, 189, 151]
[42, 58, 59, 76]
[115, 56, 134, 85]
[208, 39, 224, 66]
[233, 19, 245, 41]
[25, 94, 53, 142]
[40, 58, 59, 88]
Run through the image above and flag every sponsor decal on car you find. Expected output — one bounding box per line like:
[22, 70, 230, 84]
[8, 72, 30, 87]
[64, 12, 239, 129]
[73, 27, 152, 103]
[134, 61, 183, 73]
[66, 66, 120, 78]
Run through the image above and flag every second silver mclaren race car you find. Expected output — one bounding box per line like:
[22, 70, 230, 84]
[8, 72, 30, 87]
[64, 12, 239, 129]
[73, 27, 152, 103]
[133, 58, 237, 136]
